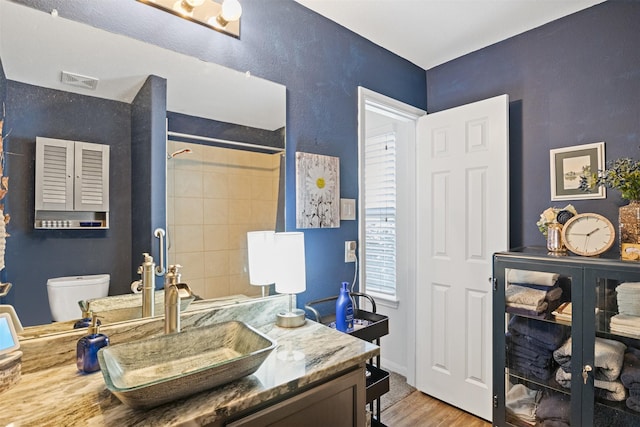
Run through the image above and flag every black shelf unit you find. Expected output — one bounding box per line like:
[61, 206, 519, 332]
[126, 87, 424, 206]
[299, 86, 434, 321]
[305, 292, 390, 426]
[493, 248, 640, 427]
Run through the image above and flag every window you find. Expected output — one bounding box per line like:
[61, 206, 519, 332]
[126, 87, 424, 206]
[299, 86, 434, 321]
[363, 130, 397, 296]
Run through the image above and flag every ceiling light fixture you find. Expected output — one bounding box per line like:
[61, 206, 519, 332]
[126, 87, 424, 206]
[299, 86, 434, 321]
[138, 0, 242, 38]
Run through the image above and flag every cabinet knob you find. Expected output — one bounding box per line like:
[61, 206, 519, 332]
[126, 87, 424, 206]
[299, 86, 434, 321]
[582, 365, 593, 384]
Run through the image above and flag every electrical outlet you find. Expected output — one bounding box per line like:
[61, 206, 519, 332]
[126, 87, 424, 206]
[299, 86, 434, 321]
[345, 241, 356, 263]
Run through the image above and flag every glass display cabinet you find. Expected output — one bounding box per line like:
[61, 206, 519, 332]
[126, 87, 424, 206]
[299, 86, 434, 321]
[493, 248, 640, 427]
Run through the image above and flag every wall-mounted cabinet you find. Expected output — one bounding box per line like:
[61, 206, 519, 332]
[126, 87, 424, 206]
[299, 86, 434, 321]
[35, 137, 109, 229]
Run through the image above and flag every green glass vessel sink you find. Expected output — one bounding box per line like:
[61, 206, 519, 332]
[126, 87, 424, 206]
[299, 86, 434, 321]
[97, 321, 276, 409]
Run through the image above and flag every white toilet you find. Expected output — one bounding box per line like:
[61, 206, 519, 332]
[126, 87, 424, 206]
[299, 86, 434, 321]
[47, 274, 110, 322]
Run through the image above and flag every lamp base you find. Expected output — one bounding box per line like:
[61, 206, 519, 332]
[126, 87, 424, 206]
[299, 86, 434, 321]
[276, 309, 306, 328]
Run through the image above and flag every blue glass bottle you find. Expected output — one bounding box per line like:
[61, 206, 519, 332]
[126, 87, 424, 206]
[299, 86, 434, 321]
[76, 314, 109, 374]
[336, 282, 354, 333]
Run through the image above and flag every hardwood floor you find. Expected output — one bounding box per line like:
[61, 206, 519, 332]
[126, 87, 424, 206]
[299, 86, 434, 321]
[380, 390, 491, 427]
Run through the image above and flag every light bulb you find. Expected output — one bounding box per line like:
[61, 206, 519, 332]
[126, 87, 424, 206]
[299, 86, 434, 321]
[220, 0, 242, 22]
[184, 0, 205, 6]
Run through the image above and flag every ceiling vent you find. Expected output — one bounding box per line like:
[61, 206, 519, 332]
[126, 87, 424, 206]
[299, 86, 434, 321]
[60, 71, 99, 90]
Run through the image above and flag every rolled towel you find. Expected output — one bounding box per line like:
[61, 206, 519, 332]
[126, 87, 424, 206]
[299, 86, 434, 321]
[553, 337, 626, 381]
[506, 284, 548, 307]
[621, 347, 640, 388]
[627, 395, 640, 413]
[554, 368, 627, 401]
[545, 287, 563, 302]
[507, 269, 559, 287]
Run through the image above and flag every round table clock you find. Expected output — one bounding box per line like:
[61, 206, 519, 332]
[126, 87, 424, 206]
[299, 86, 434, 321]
[561, 213, 615, 257]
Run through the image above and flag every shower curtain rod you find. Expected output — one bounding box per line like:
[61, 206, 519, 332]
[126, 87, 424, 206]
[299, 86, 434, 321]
[167, 131, 285, 153]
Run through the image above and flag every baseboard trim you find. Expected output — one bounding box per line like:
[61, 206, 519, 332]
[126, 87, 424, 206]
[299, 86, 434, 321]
[380, 358, 406, 377]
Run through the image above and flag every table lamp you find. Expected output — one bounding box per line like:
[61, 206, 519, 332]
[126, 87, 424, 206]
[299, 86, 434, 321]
[274, 232, 306, 328]
[247, 231, 275, 297]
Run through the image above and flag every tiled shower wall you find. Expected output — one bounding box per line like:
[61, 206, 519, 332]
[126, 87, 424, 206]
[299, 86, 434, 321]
[167, 140, 281, 299]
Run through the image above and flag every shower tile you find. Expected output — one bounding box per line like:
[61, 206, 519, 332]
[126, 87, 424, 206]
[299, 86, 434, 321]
[174, 225, 204, 253]
[203, 225, 229, 251]
[175, 197, 204, 225]
[174, 170, 203, 198]
[203, 198, 229, 225]
[203, 172, 229, 199]
[204, 251, 230, 277]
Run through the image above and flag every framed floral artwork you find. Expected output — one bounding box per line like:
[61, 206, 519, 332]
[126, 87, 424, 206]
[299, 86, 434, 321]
[295, 152, 340, 228]
[550, 142, 606, 201]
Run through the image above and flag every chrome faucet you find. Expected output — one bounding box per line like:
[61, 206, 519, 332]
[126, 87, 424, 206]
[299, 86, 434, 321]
[137, 253, 156, 318]
[164, 265, 193, 334]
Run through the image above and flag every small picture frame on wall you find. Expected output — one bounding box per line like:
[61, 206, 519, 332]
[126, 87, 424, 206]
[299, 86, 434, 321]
[550, 142, 606, 201]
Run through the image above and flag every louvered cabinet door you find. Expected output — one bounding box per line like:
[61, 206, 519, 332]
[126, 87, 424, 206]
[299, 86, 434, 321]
[35, 137, 74, 211]
[74, 142, 109, 212]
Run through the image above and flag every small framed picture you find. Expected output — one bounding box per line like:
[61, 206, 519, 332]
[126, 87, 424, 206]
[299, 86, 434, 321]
[550, 142, 606, 201]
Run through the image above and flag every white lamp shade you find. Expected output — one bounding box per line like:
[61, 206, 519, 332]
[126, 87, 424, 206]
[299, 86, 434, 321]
[274, 232, 306, 294]
[247, 231, 275, 286]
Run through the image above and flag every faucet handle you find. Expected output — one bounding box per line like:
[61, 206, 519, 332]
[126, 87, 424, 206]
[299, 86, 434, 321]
[165, 264, 183, 286]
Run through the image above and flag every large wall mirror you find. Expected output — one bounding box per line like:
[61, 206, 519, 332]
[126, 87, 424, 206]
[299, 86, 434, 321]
[0, 0, 286, 329]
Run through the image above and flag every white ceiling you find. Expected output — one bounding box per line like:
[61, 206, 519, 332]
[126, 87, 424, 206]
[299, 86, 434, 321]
[295, 0, 606, 70]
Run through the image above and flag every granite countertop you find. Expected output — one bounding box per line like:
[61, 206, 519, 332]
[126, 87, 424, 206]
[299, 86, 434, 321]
[2, 320, 379, 426]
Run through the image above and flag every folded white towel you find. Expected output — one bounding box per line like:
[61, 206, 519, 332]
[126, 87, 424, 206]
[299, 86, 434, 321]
[507, 269, 559, 287]
[506, 301, 548, 313]
[610, 324, 640, 337]
[616, 282, 640, 292]
[610, 314, 640, 328]
[506, 284, 548, 307]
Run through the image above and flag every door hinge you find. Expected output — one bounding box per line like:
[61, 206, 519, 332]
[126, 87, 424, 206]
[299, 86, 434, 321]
[493, 394, 498, 408]
[489, 277, 497, 291]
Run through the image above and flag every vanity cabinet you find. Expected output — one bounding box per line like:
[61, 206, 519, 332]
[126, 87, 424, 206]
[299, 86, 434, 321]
[34, 136, 109, 229]
[226, 366, 366, 427]
[493, 249, 640, 426]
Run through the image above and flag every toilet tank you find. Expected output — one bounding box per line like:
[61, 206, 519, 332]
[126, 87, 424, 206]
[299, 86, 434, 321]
[47, 274, 110, 322]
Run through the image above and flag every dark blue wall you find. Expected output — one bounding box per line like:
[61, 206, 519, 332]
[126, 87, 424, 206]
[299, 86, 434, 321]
[4, 81, 132, 325]
[426, 1, 640, 250]
[131, 75, 168, 291]
[9, 0, 427, 316]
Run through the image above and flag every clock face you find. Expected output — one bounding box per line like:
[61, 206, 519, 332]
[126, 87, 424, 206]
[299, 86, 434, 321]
[561, 213, 615, 257]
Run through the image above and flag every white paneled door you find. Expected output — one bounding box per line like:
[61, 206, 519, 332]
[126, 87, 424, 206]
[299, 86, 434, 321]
[415, 95, 509, 420]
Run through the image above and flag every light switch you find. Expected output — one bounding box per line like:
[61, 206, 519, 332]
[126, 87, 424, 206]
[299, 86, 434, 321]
[340, 198, 356, 220]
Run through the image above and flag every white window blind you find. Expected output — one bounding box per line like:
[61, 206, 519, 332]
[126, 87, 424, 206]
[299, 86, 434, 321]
[364, 132, 396, 296]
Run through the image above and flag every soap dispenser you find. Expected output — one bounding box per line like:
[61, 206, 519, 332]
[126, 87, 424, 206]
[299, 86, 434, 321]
[76, 313, 109, 374]
[335, 282, 354, 333]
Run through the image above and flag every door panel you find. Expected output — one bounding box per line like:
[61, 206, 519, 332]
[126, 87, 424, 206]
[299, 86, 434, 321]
[415, 94, 508, 420]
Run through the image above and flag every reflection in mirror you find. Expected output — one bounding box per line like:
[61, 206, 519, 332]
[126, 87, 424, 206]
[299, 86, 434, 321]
[167, 141, 283, 300]
[0, 0, 286, 332]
